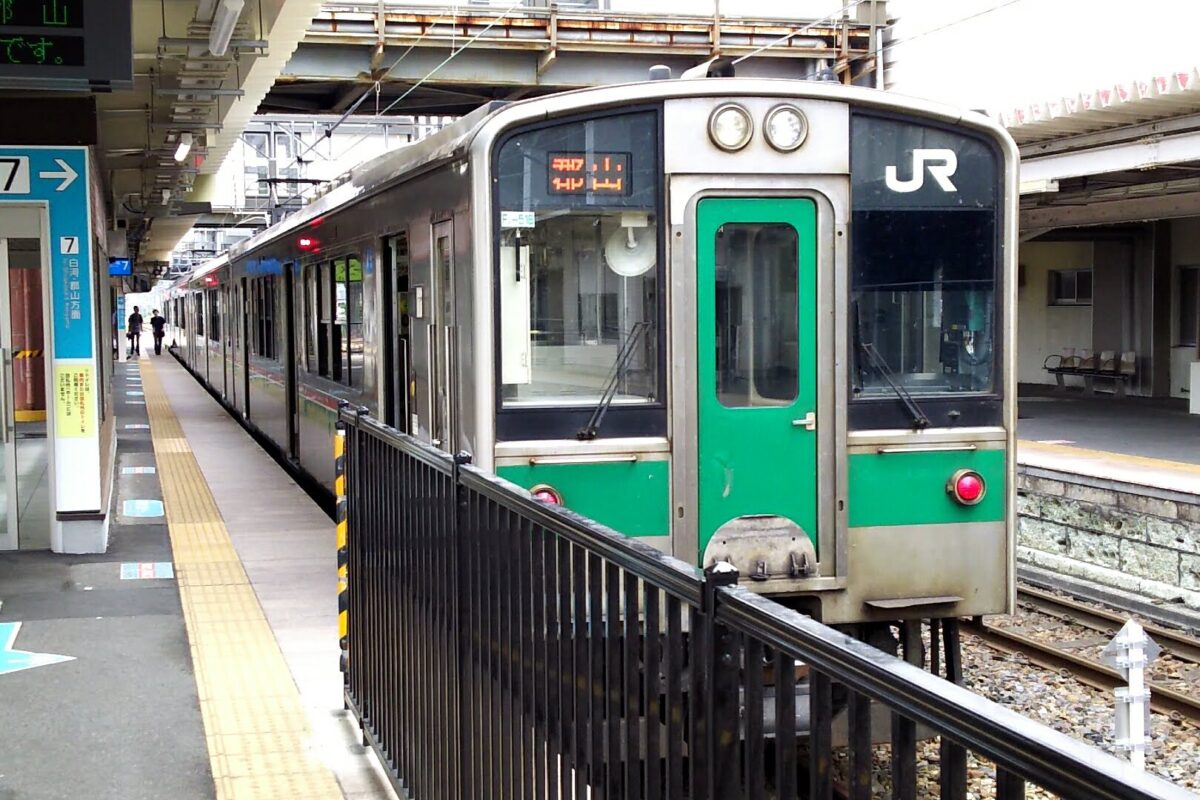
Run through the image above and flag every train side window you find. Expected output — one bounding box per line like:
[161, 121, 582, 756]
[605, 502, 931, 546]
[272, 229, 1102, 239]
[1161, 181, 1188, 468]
[322, 262, 340, 381]
[332, 258, 350, 383]
[346, 256, 362, 386]
[713, 223, 799, 408]
[196, 294, 205, 338]
[264, 276, 276, 360]
[303, 264, 316, 372]
[208, 289, 221, 343]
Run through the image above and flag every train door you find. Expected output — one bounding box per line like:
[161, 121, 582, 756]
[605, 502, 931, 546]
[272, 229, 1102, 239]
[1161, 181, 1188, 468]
[385, 233, 410, 432]
[240, 276, 250, 419]
[695, 197, 818, 561]
[430, 221, 455, 449]
[227, 282, 238, 410]
[220, 285, 229, 399]
[283, 264, 298, 458]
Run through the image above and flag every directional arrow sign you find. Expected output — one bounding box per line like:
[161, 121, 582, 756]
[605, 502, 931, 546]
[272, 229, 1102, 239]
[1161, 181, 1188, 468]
[0, 621, 74, 677]
[38, 157, 78, 192]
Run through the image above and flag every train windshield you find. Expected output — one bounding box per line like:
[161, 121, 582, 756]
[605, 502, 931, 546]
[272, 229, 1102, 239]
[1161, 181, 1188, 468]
[851, 209, 996, 396]
[495, 111, 661, 409]
[849, 113, 1001, 399]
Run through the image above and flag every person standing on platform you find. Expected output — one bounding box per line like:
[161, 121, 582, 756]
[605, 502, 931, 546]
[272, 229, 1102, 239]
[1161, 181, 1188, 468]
[128, 305, 143, 356]
[150, 309, 166, 355]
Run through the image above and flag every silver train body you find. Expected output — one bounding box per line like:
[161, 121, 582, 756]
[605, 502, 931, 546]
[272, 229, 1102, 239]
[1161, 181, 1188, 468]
[169, 79, 1018, 626]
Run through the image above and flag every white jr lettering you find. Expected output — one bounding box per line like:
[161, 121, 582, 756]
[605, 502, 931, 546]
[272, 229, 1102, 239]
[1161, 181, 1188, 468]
[884, 149, 958, 193]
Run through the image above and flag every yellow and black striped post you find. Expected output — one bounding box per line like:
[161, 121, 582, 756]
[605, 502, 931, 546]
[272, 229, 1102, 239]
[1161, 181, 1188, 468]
[335, 419, 349, 679]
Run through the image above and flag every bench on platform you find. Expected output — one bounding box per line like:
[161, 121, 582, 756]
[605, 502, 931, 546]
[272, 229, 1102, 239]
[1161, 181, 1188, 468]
[1043, 348, 1137, 396]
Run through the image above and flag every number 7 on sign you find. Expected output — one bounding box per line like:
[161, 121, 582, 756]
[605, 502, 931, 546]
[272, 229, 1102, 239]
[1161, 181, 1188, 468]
[0, 157, 30, 194]
[59, 236, 79, 255]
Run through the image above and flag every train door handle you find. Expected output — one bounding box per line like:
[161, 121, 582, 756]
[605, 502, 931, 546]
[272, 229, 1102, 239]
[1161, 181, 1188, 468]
[792, 411, 816, 431]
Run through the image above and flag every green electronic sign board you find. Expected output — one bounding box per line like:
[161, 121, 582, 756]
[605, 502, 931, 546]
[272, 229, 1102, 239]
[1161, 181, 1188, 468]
[0, 0, 130, 90]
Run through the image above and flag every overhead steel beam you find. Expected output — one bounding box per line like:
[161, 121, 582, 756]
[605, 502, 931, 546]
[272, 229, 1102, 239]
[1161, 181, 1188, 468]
[155, 88, 246, 97]
[1020, 129, 1200, 184]
[1021, 191, 1200, 229]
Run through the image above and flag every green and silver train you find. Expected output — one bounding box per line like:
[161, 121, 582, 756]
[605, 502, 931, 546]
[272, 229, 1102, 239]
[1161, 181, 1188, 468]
[171, 77, 1017, 629]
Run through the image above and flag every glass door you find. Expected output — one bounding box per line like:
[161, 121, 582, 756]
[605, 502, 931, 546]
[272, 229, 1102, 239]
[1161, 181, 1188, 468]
[0, 235, 50, 550]
[695, 198, 818, 560]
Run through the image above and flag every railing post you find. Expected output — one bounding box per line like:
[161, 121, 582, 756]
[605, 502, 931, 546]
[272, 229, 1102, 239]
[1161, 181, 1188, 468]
[701, 561, 739, 800]
[335, 403, 350, 683]
[452, 449, 472, 800]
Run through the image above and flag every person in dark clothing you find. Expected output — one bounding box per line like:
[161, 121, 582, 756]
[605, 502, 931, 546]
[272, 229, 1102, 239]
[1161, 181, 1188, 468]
[150, 309, 166, 355]
[128, 305, 143, 356]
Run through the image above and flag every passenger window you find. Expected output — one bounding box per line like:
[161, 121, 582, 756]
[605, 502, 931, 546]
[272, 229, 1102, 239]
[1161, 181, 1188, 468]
[326, 262, 342, 381]
[713, 223, 799, 408]
[346, 256, 363, 387]
[303, 265, 316, 372]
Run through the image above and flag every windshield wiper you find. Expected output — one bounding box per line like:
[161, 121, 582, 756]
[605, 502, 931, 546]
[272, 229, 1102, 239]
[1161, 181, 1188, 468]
[577, 322, 649, 440]
[857, 341, 930, 430]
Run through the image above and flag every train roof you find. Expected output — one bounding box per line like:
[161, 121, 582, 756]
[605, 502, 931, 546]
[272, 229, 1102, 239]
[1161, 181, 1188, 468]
[180, 78, 1016, 284]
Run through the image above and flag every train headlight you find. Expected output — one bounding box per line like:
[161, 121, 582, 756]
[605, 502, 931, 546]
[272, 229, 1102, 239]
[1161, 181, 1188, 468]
[530, 484, 563, 505]
[708, 103, 753, 151]
[764, 104, 808, 152]
[947, 469, 986, 506]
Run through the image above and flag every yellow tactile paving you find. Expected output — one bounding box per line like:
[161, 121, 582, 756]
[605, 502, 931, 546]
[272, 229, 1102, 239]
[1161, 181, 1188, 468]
[141, 358, 344, 800]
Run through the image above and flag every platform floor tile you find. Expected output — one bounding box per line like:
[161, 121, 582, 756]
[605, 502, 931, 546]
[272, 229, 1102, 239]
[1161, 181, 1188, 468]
[141, 358, 346, 800]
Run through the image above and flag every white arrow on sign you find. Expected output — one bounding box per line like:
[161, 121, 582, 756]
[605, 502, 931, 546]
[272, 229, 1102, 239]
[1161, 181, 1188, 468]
[38, 158, 78, 192]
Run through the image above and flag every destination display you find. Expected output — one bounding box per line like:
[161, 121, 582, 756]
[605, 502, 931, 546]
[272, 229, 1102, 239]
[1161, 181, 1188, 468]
[0, 0, 131, 90]
[1, 0, 85, 29]
[0, 33, 84, 66]
[547, 152, 631, 196]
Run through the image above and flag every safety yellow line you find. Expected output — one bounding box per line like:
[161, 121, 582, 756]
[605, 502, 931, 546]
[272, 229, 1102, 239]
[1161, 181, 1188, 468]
[141, 359, 344, 800]
[1018, 439, 1200, 476]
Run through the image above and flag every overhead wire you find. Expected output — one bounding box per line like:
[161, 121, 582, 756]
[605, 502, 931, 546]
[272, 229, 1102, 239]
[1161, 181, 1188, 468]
[287, 0, 525, 207]
[826, 0, 1032, 80]
[732, 0, 864, 65]
[287, 6, 464, 169]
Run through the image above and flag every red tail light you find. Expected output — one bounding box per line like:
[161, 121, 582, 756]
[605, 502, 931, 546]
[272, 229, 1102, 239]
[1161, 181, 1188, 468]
[947, 469, 985, 505]
[530, 484, 562, 505]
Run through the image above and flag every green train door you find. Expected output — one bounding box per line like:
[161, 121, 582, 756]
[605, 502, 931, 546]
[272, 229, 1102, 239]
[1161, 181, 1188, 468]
[696, 197, 818, 560]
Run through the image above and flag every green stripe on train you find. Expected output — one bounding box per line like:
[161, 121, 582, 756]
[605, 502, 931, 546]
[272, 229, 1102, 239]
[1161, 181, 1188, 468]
[848, 448, 1006, 528]
[497, 460, 670, 538]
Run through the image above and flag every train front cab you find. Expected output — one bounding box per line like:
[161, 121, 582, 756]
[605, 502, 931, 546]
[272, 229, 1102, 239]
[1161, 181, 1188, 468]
[484, 84, 1017, 627]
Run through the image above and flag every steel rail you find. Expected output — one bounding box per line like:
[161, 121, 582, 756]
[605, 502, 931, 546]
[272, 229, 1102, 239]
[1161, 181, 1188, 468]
[1018, 585, 1200, 665]
[963, 618, 1200, 723]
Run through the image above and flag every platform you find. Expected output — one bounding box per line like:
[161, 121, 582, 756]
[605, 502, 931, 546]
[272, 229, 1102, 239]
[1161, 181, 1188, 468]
[1018, 388, 1200, 495]
[0, 352, 393, 800]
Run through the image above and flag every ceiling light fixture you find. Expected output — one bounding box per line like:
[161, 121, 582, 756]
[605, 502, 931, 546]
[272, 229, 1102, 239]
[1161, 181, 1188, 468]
[208, 0, 245, 57]
[173, 132, 193, 162]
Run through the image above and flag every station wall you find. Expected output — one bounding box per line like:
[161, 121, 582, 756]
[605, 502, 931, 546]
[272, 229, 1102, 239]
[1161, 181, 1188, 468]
[1016, 240, 1094, 387]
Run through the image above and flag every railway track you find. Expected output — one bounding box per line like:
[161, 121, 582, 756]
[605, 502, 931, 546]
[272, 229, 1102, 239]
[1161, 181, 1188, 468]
[963, 585, 1200, 723]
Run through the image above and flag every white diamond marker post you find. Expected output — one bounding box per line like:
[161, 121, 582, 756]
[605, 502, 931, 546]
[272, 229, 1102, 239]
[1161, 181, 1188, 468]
[1100, 618, 1161, 769]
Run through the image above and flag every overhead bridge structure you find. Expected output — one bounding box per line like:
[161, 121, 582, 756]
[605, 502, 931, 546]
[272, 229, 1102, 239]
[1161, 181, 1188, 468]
[265, 2, 889, 116]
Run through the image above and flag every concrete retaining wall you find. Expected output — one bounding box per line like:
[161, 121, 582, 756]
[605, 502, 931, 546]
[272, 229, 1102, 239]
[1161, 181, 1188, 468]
[1017, 467, 1200, 610]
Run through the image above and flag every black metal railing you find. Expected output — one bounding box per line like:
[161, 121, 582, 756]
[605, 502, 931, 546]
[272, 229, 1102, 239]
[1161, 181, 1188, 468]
[339, 405, 1193, 800]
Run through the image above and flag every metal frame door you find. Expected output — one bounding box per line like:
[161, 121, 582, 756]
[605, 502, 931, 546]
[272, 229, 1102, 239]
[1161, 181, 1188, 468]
[0, 239, 19, 550]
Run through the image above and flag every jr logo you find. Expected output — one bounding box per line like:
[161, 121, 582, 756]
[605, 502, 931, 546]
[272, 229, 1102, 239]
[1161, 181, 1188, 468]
[885, 148, 958, 193]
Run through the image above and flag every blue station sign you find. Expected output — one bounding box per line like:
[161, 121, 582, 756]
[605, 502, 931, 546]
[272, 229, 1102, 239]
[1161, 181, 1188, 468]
[0, 146, 92, 359]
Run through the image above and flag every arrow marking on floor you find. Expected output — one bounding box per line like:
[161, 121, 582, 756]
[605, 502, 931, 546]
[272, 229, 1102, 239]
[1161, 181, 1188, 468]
[0, 622, 74, 676]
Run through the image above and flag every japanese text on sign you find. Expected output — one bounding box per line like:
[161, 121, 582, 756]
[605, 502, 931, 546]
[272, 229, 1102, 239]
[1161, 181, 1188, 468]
[1, 0, 86, 29]
[54, 364, 92, 438]
[547, 152, 631, 196]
